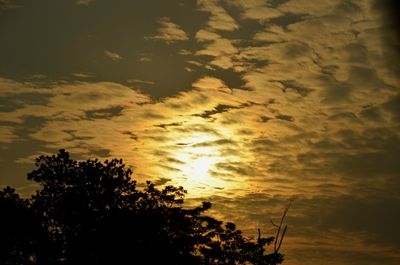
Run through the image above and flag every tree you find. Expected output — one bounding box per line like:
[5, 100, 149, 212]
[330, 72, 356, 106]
[0, 150, 284, 265]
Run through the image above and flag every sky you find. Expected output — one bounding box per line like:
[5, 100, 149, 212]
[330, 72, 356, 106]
[0, 0, 399, 264]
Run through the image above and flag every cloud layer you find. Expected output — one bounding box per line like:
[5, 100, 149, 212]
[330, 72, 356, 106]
[0, 1, 399, 264]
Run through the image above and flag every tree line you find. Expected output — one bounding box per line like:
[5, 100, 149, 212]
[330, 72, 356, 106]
[0, 150, 285, 265]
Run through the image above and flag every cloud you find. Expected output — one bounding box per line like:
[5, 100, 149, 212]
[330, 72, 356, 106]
[197, 0, 239, 31]
[1, 1, 400, 264]
[138, 56, 152, 62]
[146, 17, 189, 43]
[77, 0, 92, 5]
[72, 72, 94, 79]
[193, 102, 255, 119]
[383, 94, 400, 122]
[104, 50, 123, 61]
[192, 76, 231, 92]
[0, 126, 16, 143]
[278, 0, 339, 16]
[127, 79, 155, 85]
[85, 106, 124, 120]
[195, 30, 238, 69]
[155, 122, 182, 129]
[0, 0, 20, 10]
[228, 0, 283, 22]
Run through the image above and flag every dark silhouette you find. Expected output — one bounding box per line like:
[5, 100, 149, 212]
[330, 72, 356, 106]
[0, 150, 285, 265]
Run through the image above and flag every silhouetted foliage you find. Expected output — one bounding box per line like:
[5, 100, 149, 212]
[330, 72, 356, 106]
[0, 150, 284, 265]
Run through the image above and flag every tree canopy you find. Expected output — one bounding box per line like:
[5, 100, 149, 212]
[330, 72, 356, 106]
[0, 150, 284, 265]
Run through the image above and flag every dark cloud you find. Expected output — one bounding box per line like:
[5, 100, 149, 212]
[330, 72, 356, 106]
[152, 177, 171, 186]
[319, 75, 352, 104]
[259, 115, 272, 123]
[333, 0, 362, 17]
[343, 43, 368, 64]
[141, 111, 165, 119]
[215, 161, 258, 177]
[157, 164, 181, 172]
[283, 41, 312, 59]
[268, 13, 305, 29]
[85, 105, 123, 120]
[0, 0, 21, 10]
[89, 148, 110, 157]
[194, 104, 237, 119]
[174, 124, 221, 135]
[193, 138, 237, 147]
[121, 131, 138, 141]
[383, 94, 400, 123]
[251, 138, 281, 153]
[298, 128, 400, 179]
[194, 102, 255, 119]
[279, 80, 314, 97]
[360, 105, 384, 122]
[289, 195, 400, 248]
[155, 122, 182, 129]
[372, 0, 400, 71]
[0, 117, 53, 188]
[164, 157, 185, 165]
[0, 92, 52, 112]
[236, 128, 254, 135]
[275, 114, 294, 122]
[0, 0, 207, 98]
[328, 112, 360, 123]
[347, 66, 385, 90]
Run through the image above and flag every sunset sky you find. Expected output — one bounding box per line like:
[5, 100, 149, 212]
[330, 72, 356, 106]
[1, 0, 399, 264]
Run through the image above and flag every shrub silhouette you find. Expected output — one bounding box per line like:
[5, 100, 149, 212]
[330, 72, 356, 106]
[0, 150, 284, 265]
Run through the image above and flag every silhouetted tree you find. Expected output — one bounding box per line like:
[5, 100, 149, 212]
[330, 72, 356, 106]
[0, 150, 284, 265]
[0, 186, 36, 265]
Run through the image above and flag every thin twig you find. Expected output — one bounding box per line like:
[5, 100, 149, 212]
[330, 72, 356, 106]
[270, 219, 279, 228]
[274, 201, 292, 252]
[276, 225, 287, 252]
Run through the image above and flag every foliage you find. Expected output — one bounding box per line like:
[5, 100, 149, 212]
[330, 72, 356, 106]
[0, 150, 284, 265]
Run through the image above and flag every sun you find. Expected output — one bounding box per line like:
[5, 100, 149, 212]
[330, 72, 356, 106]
[171, 134, 227, 192]
[187, 155, 220, 181]
[175, 146, 221, 181]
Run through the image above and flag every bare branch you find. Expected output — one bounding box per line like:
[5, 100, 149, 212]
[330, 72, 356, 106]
[270, 219, 279, 228]
[276, 225, 287, 252]
[273, 201, 292, 252]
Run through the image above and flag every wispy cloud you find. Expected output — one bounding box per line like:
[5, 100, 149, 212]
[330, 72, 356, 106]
[127, 79, 155, 85]
[229, 0, 283, 22]
[0, 126, 16, 143]
[146, 17, 189, 43]
[195, 29, 238, 69]
[77, 0, 92, 6]
[72, 72, 94, 78]
[104, 50, 123, 61]
[198, 0, 239, 31]
[0, 0, 20, 10]
[1, 1, 400, 264]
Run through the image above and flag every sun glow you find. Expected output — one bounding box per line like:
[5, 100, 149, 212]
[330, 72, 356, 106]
[171, 133, 228, 193]
[184, 155, 220, 181]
